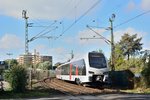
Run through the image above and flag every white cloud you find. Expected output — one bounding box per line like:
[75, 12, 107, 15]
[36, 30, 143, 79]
[126, 0, 136, 12]
[141, 0, 150, 10]
[0, 0, 98, 20]
[0, 34, 23, 50]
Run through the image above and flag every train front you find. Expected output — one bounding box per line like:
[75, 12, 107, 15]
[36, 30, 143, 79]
[87, 52, 110, 84]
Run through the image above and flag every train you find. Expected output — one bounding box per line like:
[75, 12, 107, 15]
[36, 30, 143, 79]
[55, 51, 110, 85]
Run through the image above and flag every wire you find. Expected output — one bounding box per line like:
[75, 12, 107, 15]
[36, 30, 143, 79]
[32, 20, 57, 39]
[38, 26, 58, 37]
[87, 25, 111, 44]
[114, 10, 150, 28]
[56, 0, 102, 39]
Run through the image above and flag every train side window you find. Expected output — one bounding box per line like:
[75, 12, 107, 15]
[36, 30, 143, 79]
[72, 64, 76, 75]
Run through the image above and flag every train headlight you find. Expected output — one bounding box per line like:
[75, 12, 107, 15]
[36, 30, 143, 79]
[96, 76, 102, 81]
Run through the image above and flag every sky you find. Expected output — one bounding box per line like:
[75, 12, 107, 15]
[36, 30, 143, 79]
[0, 0, 150, 64]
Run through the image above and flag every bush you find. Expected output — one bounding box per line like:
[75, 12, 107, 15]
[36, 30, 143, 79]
[141, 67, 150, 88]
[4, 65, 27, 92]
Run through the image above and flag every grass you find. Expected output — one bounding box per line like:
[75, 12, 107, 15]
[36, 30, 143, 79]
[0, 88, 65, 99]
[121, 88, 150, 94]
[0, 89, 64, 99]
[0, 82, 64, 99]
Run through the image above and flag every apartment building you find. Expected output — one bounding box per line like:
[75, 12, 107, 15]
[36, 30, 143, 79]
[17, 50, 52, 65]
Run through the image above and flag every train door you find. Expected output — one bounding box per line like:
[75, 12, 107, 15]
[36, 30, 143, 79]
[69, 64, 72, 80]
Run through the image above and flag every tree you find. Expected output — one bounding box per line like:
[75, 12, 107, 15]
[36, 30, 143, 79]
[141, 50, 150, 87]
[114, 43, 125, 70]
[38, 61, 52, 70]
[4, 65, 27, 92]
[118, 33, 142, 60]
[5, 59, 18, 68]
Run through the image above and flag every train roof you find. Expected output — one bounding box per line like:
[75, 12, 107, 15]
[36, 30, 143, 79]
[56, 51, 106, 68]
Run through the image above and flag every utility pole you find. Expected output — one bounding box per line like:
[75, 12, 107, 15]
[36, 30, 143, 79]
[81, 14, 116, 70]
[22, 10, 29, 54]
[109, 14, 115, 71]
[6, 53, 13, 68]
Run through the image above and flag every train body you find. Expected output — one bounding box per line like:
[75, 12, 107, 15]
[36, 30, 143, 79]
[56, 51, 110, 84]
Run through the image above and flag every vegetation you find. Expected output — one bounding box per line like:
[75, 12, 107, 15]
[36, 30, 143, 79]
[118, 33, 142, 60]
[0, 88, 64, 99]
[114, 33, 143, 72]
[113, 33, 150, 90]
[141, 51, 150, 88]
[5, 59, 18, 68]
[4, 65, 27, 92]
[36, 61, 52, 70]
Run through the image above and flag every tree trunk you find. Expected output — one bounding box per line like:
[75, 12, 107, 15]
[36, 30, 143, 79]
[127, 54, 130, 60]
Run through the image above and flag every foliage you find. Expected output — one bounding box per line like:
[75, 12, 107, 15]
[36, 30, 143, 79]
[4, 65, 27, 92]
[5, 59, 18, 68]
[114, 43, 144, 72]
[118, 33, 142, 60]
[37, 61, 52, 70]
[141, 54, 150, 88]
[114, 43, 125, 69]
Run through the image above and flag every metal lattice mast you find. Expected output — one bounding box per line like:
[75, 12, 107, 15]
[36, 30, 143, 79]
[22, 10, 29, 54]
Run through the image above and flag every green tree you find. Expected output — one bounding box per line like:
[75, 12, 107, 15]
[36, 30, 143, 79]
[114, 43, 125, 70]
[38, 61, 52, 70]
[5, 59, 18, 68]
[141, 50, 150, 87]
[118, 33, 142, 60]
[4, 65, 27, 92]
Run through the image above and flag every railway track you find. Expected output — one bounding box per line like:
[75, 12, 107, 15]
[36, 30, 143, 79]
[39, 78, 117, 95]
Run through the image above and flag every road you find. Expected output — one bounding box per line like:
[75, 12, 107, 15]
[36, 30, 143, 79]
[28, 93, 150, 100]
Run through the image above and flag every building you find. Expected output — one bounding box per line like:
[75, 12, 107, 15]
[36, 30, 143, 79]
[17, 54, 32, 65]
[17, 50, 52, 66]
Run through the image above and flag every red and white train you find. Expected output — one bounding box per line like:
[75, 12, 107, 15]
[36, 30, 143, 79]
[56, 51, 110, 85]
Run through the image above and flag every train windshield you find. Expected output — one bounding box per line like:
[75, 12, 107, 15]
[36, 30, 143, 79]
[89, 52, 107, 69]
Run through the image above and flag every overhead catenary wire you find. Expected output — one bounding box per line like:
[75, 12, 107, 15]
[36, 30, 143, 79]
[114, 10, 150, 28]
[31, 20, 57, 39]
[84, 10, 150, 43]
[28, 26, 58, 42]
[86, 25, 111, 44]
[56, 0, 102, 39]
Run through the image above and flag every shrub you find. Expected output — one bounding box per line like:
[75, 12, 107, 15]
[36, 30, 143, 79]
[141, 57, 150, 88]
[141, 67, 150, 88]
[4, 65, 27, 92]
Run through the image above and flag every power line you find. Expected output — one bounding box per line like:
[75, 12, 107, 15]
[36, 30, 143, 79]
[32, 20, 57, 39]
[114, 10, 150, 28]
[86, 25, 111, 43]
[56, 0, 102, 39]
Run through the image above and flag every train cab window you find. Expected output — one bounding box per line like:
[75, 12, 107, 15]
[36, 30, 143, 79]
[89, 53, 107, 69]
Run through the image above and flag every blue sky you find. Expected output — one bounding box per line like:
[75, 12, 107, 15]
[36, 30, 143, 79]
[0, 0, 150, 64]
